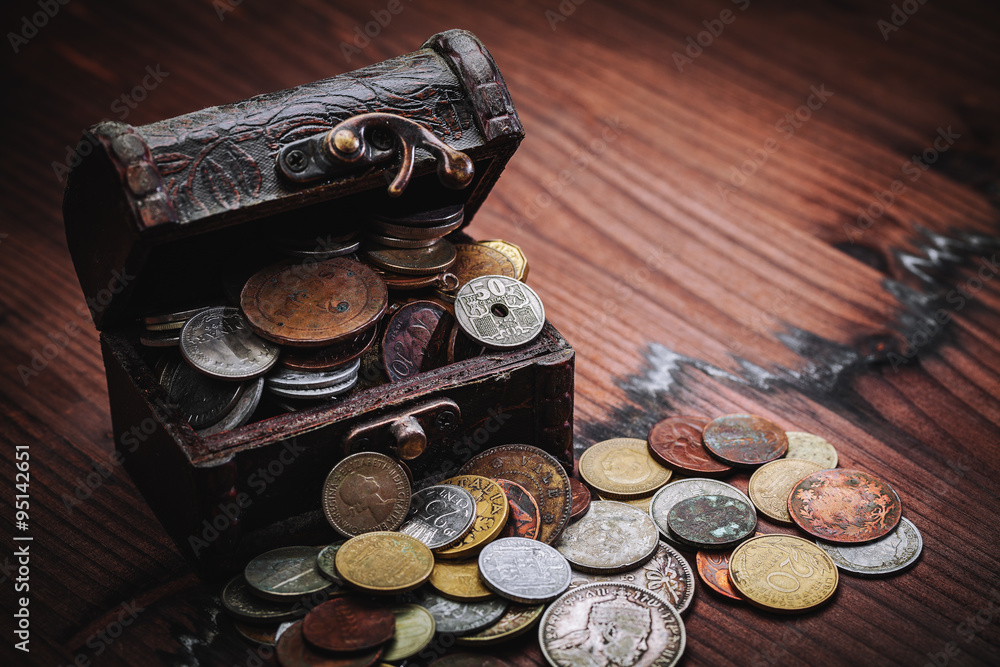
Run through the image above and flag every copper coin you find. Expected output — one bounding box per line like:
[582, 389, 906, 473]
[459, 445, 572, 544]
[648, 415, 733, 477]
[302, 598, 395, 652]
[280, 326, 377, 372]
[321, 452, 411, 537]
[696, 531, 765, 601]
[373, 267, 459, 291]
[241, 257, 388, 347]
[494, 479, 541, 539]
[363, 240, 457, 276]
[788, 469, 902, 543]
[381, 300, 453, 381]
[276, 621, 383, 667]
[449, 244, 516, 288]
[702, 413, 788, 468]
[568, 478, 591, 522]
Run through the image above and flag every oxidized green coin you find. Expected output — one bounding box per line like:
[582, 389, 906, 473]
[667, 494, 757, 550]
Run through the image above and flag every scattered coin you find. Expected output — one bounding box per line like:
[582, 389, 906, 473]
[597, 491, 655, 513]
[816, 517, 922, 576]
[478, 240, 529, 282]
[648, 478, 754, 551]
[428, 559, 495, 602]
[702, 414, 789, 468]
[436, 476, 510, 558]
[729, 534, 839, 612]
[179, 306, 280, 379]
[316, 542, 345, 584]
[322, 452, 411, 537]
[454, 603, 545, 646]
[539, 582, 686, 667]
[302, 597, 395, 652]
[381, 300, 452, 381]
[579, 438, 673, 499]
[555, 500, 659, 574]
[696, 546, 745, 601]
[336, 532, 434, 595]
[363, 240, 457, 276]
[412, 589, 509, 636]
[221, 575, 305, 624]
[244, 546, 332, 602]
[276, 620, 383, 667]
[494, 478, 541, 539]
[647, 416, 732, 477]
[381, 604, 435, 662]
[161, 359, 244, 429]
[667, 495, 757, 550]
[448, 244, 516, 288]
[568, 478, 591, 522]
[453, 275, 545, 349]
[233, 620, 295, 646]
[748, 458, 825, 523]
[478, 537, 572, 603]
[399, 484, 477, 549]
[785, 431, 839, 468]
[788, 468, 902, 543]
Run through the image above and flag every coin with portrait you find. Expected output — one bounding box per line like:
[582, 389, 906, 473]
[580, 438, 672, 499]
[322, 452, 411, 537]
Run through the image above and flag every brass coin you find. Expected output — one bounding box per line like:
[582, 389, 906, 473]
[221, 575, 304, 624]
[729, 534, 839, 612]
[702, 413, 788, 468]
[335, 532, 434, 595]
[748, 459, 825, 523]
[244, 546, 332, 602]
[785, 431, 839, 468]
[429, 559, 496, 602]
[478, 240, 529, 282]
[449, 244, 516, 288]
[381, 604, 435, 662]
[322, 452, 411, 537]
[596, 491, 654, 513]
[363, 240, 457, 276]
[579, 438, 673, 499]
[241, 257, 388, 347]
[454, 603, 544, 646]
[436, 476, 510, 559]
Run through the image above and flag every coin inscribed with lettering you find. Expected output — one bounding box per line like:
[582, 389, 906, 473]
[667, 495, 757, 550]
[455, 602, 545, 646]
[180, 306, 280, 380]
[381, 300, 452, 381]
[729, 534, 839, 612]
[429, 560, 496, 602]
[478, 240, 529, 282]
[647, 416, 732, 477]
[788, 468, 902, 543]
[649, 478, 754, 552]
[702, 414, 788, 468]
[399, 484, 477, 549]
[555, 501, 659, 574]
[450, 244, 517, 287]
[244, 546, 332, 601]
[412, 589, 509, 636]
[478, 537, 572, 603]
[748, 459, 825, 523]
[322, 452, 411, 537]
[335, 532, 434, 595]
[580, 438, 673, 499]
[435, 475, 510, 559]
[815, 517, 922, 576]
[785, 431, 839, 468]
[453, 275, 545, 349]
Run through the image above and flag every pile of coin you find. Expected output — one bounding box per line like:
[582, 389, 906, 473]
[363, 204, 465, 289]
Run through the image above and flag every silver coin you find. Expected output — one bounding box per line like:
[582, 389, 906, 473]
[478, 537, 571, 604]
[196, 376, 264, 436]
[454, 275, 545, 350]
[399, 485, 477, 549]
[555, 501, 659, 574]
[279, 238, 362, 259]
[161, 360, 244, 429]
[140, 330, 181, 347]
[816, 517, 922, 576]
[265, 359, 361, 390]
[648, 478, 753, 551]
[220, 576, 304, 624]
[567, 541, 696, 614]
[266, 372, 358, 399]
[539, 582, 685, 667]
[315, 541, 345, 584]
[366, 232, 439, 249]
[369, 217, 465, 240]
[412, 589, 508, 636]
[371, 204, 464, 227]
[244, 546, 331, 601]
[180, 307, 280, 380]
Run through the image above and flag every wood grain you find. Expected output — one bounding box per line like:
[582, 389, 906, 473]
[1, 0, 999, 665]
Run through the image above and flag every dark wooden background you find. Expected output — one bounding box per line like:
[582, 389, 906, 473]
[2, 0, 999, 665]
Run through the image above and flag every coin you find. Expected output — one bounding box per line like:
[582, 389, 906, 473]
[729, 534, 839, 612]
[280, 326, 377, 372]
[478, 240, 529, 282]
[785, 431, 839, 468]
[143, 306, 211, 325]
[241, 257, 388, 347]
[374, 267, 459, 291]
[335, 532, 434, 595]
[446, 320, 486, 363]
[436, 476, 510, 558]
[316, 542, 345, 584]
[145, 319, 188, 331]
[412, 589, 509, 636]
[667, 495, 756, 550]
[569, 478, 591, 522]
[428, 559, 495, 602]
[748, 458, 825, 523]
[454, 275, 545, 349]
[221, 575, 304, 624]
[363, 240, 457, 276]
[179, 306, 280, 380]
[555, 501, 659, 574]
[196, 376, 264, 436]
[267, 373, 358, 400]
[816, 517, 922, 576]
[697, 548, 743, 601]
[244, 546, 332, 602]
[266, 360, 361, 390]
[161, 359, 244, 429]
[478, 537, 572, 603]
[454, 603, 545, 646]
[399, 484, 477, 549]
[302, 597, 395, 652]
[322, 452, 411, 537]
[430, 654, 513, 667]
[648, 478, 754, 551]
[449, 244, 516, 288]
[647, 416, 732, 477]
[365, 232, 439, 249]
[568, 541, 696, 614]
[381, 300, 452, 381]
[276, 621, 384, 667]
[459, 445, 572, 544]
[539, 582, 686, 667]
[381, 604, 435, 662]
[579, 438, 673, 499]
[702, 414, 788, 468]
[494, 478, 541, 539]
[139, 330, 181, 347]
[369, 217, 465, 240]
[788, 468, 902, 543]
[233, 620, 295, 646]
[371, 203, 464, 227]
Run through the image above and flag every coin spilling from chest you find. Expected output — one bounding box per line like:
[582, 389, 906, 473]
[448, 244, 517, 288]
[478, 537, 572, 604]
[335, 532, 434, 595]
[453, 275, 545, 349]
[748, 458, 825, 523]
[702, 414, 789, 467]
[494, 478, 541, 539]
[412, 588, 509, 636]
[554, 500, 659, 574]
[244, 546, 332, 602]
[477, 239, 529, 282]
[435, 475, 510, 558]
[160, 359, 244, 429]
[787, 468, 902, 543]
[279, 325, 377, 372]
[322, 452, 411, 537]
[363, 240, 457, 276]
[647, 415, 733, 477]
[580, 438, 673, 499]
[729, 534, 839, 612]
[398, 484, 477, 549]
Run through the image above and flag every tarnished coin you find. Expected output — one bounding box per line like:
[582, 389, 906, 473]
[279, 326, 377, 372]
[267, 373, 358, 400]
[195, 376, 264, 436]
[568, 541, 696, 614]
[555, 501, 659, 574]
[302, 597, 395, 652]
[161, 359, 244, 429]
[695, 531, 764, 601]
[382, 604, 435, 662]
[785, 431, 839, 468]
[580, 438, 673, 499]
[478, 537, 572, 603]
[455, 603, 544, 646]
[371, 203, 464, 227]
[569, 478, 591, 522]
[276, 621, 383, 667]
[370, 217, 465, 240]
[429, 559, 495, 602]
[748, 458, 825, 523]
[454, 275, 545, 349]
[648, 478, 753, 551]
[478, 240, 529, 282]
[363, 240, 457, 276]
[221, 576, 304, 624]
[179, 306, 280, 379]
[241, 257, 388, 347]
[436, 476, 510, 558]
[597, 492, 654, 513]
[788, 468, 902, 543]
[412, 589, 509, 636]
[233, 620, 295, 646]
[374, 267, 459, 292]
[729, 534, 839, 612]
[459, 445, 572, 544]
[244, 546, 332, 601]
[449, 244, 516, 288]
[399, 484, 477, 549]
[382, 300, 453, 381]
[266, 360, 361, 390]
[647, 416, 732, 477]
[702, 414, 788, 468]
[316, 542, 345, 584]
[539, 582, 686, 667]
[494, 478, 541, 539]
[816, 517, 922, 576]
[322, 452, 411, 537]
[667, 495, 756, 550]
[335, 532, 434, 595]
[366, 232, 439, 249]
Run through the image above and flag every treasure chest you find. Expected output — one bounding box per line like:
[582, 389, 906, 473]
[62, 30, 574, 576]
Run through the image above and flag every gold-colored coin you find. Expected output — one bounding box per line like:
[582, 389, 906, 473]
[428, 559, 495, 601]
[477, 240, 529, 282]
[579, 438, 673, 499]
[436, 476, 510, 559]
[729, 534, 839, 612]
[454, 603, 544, 646]
[785, 431, 839, 468]
[748, 459, 825, 523]
[381, 604, 436, 662]
[596, 491, 654, 513]
[335, 532, 434, 595]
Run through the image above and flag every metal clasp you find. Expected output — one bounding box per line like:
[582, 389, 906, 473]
[343, 398, 461, 461]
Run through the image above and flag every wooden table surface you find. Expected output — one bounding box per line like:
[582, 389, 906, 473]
[2, 0, 999, 665]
